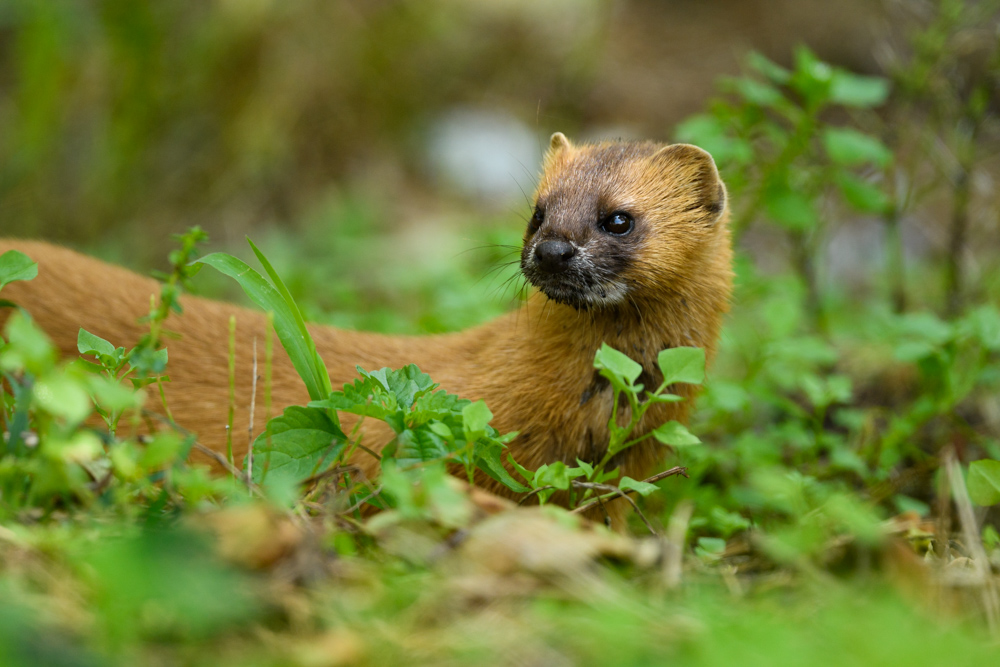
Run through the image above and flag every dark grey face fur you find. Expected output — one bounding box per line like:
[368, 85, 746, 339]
[520, 144, 657, 310]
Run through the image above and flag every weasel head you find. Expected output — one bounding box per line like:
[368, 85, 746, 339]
[520, 132, 728, 310]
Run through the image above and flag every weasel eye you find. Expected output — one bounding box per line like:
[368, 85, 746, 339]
[528, 206, 545, 234]
[600, 211, 634, 236]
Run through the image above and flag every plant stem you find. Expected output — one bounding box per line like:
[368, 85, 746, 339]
[945, 163, 971, 317]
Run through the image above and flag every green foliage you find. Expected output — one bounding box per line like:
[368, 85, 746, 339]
[677, 47, 893, 332]
[509, 344, 705, 508]
[202, 241, 527, 506]
[196, 238, 332, 402]
[2, 4, 1000, 662]
[968, 460, 1000, 507]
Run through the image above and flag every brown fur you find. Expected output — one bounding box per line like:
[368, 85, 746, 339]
[0, 134, 732, 516]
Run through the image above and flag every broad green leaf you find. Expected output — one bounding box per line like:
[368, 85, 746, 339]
[652, 421, 701, 447]
[594, 343, 643, 391]
[534, 461, 584, 491]
[765, 187, 817, 231]
[362, 364, 436, 410]
[823, 128, 892, 167]
[428, 422, 453, 439]
[695, 537, 727, 559]
[0, 312, 57, 374]
[314, 376, 397, 423]
[968, 460, 1000, 506]
[77, 328, 118, 359]
[394, 427, 450, 467]
[0, 250, 38, 290]
[462, 400, 493, 437]
[829, 71, 890, 108]
[790, 46, 833, 105]
[963, 306, 1000, 351]
[89, 374, 143, 412]
[138, 432, 184, 470]
[251, 406, 346, 488]
[575, 458, 594, 478]
[413, 388, 466, 422]
[475, 442, 529, 493]
[196, 249, 331, 402]
[507, 453, 535, 485]
[34, 375, 92, 424]
[896, 312, 952, 344]
[747, 51, 791, 83]
[658, 346, 705, 386]
[619, 476, 659, 497]
[674, 114, 753, 165]
[836, 173, 890, 214]
[127, 346, 169, 380]
[729, 77, 785, 107]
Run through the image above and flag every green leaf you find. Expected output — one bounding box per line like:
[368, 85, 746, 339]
[651, 421, 701, 447]
[77, 328, 118, 360]
[657, 346, 705, 386]
[475, 442, 529, 493]
[575, 458, 594, 479]
[462, 400, 493, 438]
[619, 476, 659, 497]
[730, 77, 785, 107]
[127, 346, 169, 380]
[747, 51, 791, 83]
[962, 306, 1000, 351]
[765, 187, 817, 231]
[362, 364, 436, 410]
[0, 311, 57, 374]
[251, 406, 346, 488]
[594, 343, 643, 391]
[394, 427, 450, 466]
[695, 537, 727, 560]
[829, 71, 890, 108]
[507, 453, 535, 484]
[968, 460, 1000, 506]
[246, 237, 332, 395]
[90, 374, 142, 412]
[790, 46, 833, 105]
[836, 173, 890, 214]
[674, 114, 753, 166]
[534, 461, 584, 491]
[823, 128, 892, 167]
[196, 247, 331, 402]
[34, 375, 92, 424]
[0, 250, 38, 290]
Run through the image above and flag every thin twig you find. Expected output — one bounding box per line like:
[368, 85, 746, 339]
[944, 448, 1000, 633]
[247, 337, 258, 490]
[342, 486, 383, 515]
[191, 441, 263, 498]
[570, 466, 688, 515]
[301, 464, 362, 487]
[517, 484, 556, 506]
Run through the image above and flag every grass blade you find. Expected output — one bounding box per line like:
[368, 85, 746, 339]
[195, 250, 331, 402]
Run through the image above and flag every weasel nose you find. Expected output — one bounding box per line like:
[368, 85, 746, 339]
[534, 239, 577, 273]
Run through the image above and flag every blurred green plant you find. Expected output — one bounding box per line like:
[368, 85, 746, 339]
[677, 47, 892, 334]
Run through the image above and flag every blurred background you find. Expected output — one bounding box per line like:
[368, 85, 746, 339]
[0, 0, 998, 369]
[3, 0, 1000, 635]
[2, 0, 907, 329]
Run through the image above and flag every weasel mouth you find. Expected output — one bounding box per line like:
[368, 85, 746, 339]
[520, 244, 630, 309]
[527, 273, 629, 309]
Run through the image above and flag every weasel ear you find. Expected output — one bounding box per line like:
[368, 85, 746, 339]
[542, 132, 573, 172]
[650, 143, 727, 223]
[549, 132, 572, 153]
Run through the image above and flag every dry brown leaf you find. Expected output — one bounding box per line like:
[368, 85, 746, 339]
[198, 504, 303, 569]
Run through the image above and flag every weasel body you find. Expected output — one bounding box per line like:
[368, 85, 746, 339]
[0, 133, 732, 504]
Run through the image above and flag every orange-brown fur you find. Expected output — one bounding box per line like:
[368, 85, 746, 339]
[0, 134, 732, 513]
